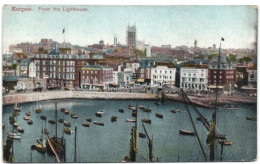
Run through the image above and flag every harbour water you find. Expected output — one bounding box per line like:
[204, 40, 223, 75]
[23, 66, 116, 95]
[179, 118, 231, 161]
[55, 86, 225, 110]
[2, 99, 257, 162]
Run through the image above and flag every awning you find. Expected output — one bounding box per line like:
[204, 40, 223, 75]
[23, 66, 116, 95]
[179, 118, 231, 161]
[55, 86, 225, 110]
[208, 85, 224, 89]
[137, 79, 144, 83]
[130, 82, 135, 84]
[110, 83, 117, 86]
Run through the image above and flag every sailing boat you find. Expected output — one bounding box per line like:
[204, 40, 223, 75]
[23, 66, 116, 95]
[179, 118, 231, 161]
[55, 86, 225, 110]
[45, 102, 64, 161]
[141, 122, 157, 162]
[123, 102, 138, 162]
[14, 102, 21, 111]
[34, 120, 46, 153]
[36, 93, 42, 113]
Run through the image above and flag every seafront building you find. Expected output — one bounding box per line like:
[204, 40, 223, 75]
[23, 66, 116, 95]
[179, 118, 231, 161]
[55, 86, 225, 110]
[81, 65, 113, 90]
[31, 44, 106, 88]
[208, 57, 237, 88]
[180, 64, 208, 91]
[150, 63, 176, 87]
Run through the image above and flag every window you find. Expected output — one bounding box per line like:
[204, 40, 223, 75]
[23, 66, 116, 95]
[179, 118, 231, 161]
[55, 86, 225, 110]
[37, 66, 40, 71]
[43, 60, 46, 65]
[170, 71, 172, 74]
[50, 73, 52, 78]
[53, 67, 56, 71]
[95, 71, 97, 74]
[189, 73, 191, 76]
[53, 73, 56, 79]
[50, 61, 52, 65]
[83, 70, 85, 74]
[58, 73, 61, 79]
[91, 71, 93, 74]
[200, 78, 205, 82]
[50, 67, 53, 71]
[66, 74, 69, 79]
[155, 70, 157, 73]
[165, 71, 167, 74]
[43, 67, 46, 71]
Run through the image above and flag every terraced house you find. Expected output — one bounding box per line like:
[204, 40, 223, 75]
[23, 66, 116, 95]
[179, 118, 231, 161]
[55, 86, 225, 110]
[81, 65, 113, 90]
[180, 64, 208, 91]
[31, 44, 106, 88]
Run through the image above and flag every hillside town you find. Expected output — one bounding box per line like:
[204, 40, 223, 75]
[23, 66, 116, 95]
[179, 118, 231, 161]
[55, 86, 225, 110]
[2, 25, 257, 97]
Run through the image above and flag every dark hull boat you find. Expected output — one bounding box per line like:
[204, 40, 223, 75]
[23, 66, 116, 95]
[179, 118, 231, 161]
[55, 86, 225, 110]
[40, 116, 46, 120]
[95, 113, 102, 117]
[171, 110, 176, 113]
[118, 109, 124, 113]
[218, 140, 232, 145]
[141, 119, 151, 124]
[139, 132, 146, 138]
[82, 123, 90, 127]
[111, 116, 117, 122]
[48, 120, 56, 124]
[246, 117, 256, 121]
[94, 121, 104, 126]
[86, 117, 92, 122]
[155, 113, 163, 118]
[142, 108, 152, 113]
[64, 127, 72, 134]
[26, 112, 31, 116]
[179, 130, 195, 135]
[27, 120, 33, 125]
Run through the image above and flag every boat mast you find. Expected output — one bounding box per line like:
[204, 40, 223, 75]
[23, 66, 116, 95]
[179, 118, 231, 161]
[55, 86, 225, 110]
[142, 122, 153, 161]
[74, 126, 77, 162]
[55, 102, 57, 138]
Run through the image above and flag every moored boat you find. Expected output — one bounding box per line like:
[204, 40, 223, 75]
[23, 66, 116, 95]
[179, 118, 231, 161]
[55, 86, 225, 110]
[118, 109, 124, 113]
[177, 110, 181, 113]
[8, 131, 21, 139]
[142, 108, 152, 113]
[97, 110, 105, 114]
[64, 127, 72, 134]
[132, 111, 136, 117]
[60, 108, 65, 112]
[48, 120, 56, 124]
[27, 120, 33, 125]
[218, 140, 232, 145]
[13, 122, 19, 127]
[96, 113, 102, 117]
[155, 113, 163, 118]
[13, 111, 19, 116]
[82, 122, 90, 127]
[225, 104, 239, 110]
[16, 127, 24, 133]
[35, 143, 47, 153]
[94, 121, 104, 126]
[71, 113, 78, 118]
[64, 121, 71, 127]
[64, 109, 69, 114]
[24, 116, 30, 120]
[58, 118, 64, 123]
[86, 117, 92, 122]
[129, 106, 136, 110]
[26, 112, 31, 116]
[126, 119, 136, 122]
[141, 119, 151, 124]
[139, 105, 144, 109]
[154, 102, 160, 105]
[36, 108, 42, 113]
[111, 116, 117, 122]
[246, 117, 256, 121]
[171, 110, 176, 113]
[179, 130, 195, 135]
[40, 116, 46, 120]
[214, 134, 226, 139]
[14, 107, 21, 112]
[139, 132, 146, 138]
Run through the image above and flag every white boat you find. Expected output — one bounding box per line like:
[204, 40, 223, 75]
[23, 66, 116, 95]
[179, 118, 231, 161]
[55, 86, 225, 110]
[8, 131, 21, 139]
[97, 110, 105, 115]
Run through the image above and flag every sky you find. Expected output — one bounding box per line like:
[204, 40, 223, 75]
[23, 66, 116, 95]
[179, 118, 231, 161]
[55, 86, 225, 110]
[2, 5, 258, 53]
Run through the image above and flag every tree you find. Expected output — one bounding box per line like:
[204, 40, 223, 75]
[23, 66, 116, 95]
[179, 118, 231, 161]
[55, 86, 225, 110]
[208, 54, 219, 60]
[194, 54, 204, 59]
[226, 54, 237, 63]
[239, 57, 252, 63]
[11, 64, 17, 70]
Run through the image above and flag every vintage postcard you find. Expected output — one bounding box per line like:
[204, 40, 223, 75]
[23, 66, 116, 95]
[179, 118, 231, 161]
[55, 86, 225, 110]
[2, 5, 257, 162]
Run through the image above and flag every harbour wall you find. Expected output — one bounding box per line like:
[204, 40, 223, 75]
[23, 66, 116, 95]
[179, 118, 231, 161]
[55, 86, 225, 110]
[2, 91, 256, 106]
[2, 91, 157, 105]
